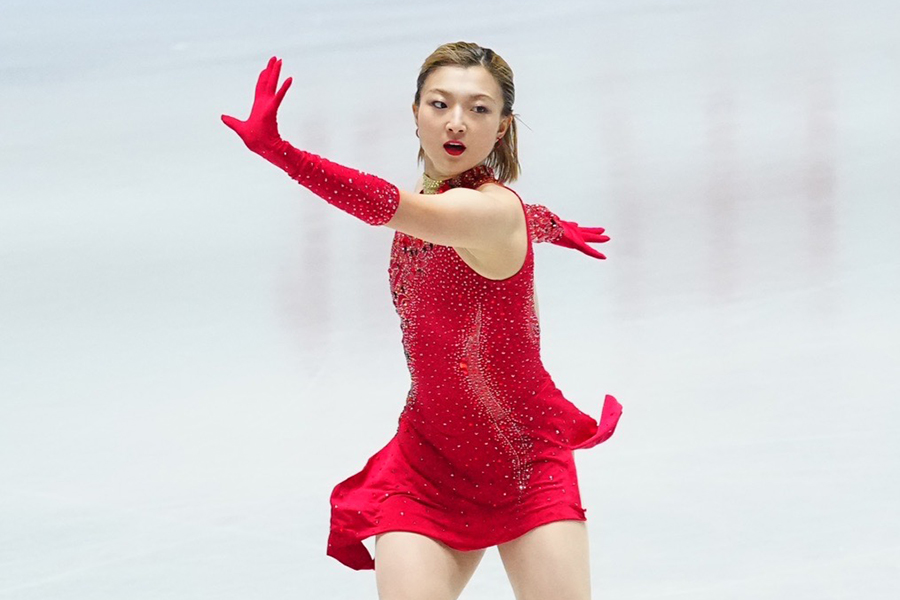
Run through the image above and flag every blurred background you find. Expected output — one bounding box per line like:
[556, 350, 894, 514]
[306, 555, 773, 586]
[1, 0, 898, 598]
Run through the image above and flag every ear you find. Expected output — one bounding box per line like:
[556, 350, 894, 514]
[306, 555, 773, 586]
[412, 102, 418, 123]
[498, 115, 511, 138]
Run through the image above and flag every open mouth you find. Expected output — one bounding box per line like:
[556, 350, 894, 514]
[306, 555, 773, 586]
[444, 141, 466, 156]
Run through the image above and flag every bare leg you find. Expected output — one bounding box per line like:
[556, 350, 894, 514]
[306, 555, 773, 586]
[374, 531, 487, 600]
[497, 520, 591, 600]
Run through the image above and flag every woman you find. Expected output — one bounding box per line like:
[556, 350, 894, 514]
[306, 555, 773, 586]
[222, 41, 622, 600]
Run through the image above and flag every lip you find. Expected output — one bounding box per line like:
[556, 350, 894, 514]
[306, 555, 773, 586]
[444, 141, 466, 156]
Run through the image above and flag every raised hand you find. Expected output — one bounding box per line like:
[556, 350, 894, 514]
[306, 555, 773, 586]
[221, 56, 293, 155]
[218, 56, 400, 226]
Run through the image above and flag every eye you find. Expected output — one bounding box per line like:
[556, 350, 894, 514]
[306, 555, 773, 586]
[430, 100, 446, 109]
[473, 106, 489, 114]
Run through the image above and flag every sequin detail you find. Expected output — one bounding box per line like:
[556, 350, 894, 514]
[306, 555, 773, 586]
[524, 204, 565, 243]
[462, 304, 535, 499]
[278, 140, 399, 226]
[390, 233, 436, 420]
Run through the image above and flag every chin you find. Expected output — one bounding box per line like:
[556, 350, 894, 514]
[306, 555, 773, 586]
[427, 151, 482, 176]
[445, 156, 480, 170]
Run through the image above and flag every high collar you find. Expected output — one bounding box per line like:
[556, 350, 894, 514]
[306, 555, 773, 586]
[421, 164, 498, 195]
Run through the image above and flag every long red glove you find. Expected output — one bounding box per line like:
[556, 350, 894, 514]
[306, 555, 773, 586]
[525, 204, 610, 259]
[221, 56, 399, 226]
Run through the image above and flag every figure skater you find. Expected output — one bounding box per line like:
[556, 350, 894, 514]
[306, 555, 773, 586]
[222, 41, 622, 600]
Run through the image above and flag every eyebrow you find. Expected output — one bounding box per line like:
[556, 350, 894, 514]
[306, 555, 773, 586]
[425, 88, 496, 102]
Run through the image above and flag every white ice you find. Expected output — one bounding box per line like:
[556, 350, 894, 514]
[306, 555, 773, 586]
[1, 0, 898, 598]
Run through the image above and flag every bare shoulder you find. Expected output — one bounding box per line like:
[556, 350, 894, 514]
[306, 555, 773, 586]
[478, 181, 521, 206]
[453, 181, 528, 279]
[477, 182, 525, 228]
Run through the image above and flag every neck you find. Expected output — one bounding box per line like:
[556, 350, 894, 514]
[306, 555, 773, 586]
[421, 163, 496, 195]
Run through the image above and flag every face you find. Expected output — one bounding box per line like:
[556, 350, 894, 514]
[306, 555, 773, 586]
[413, 65, 510, 179]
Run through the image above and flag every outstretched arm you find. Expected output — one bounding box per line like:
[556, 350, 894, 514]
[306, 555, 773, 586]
[221, 56, 520, 250]
[387, 186, 522, 250]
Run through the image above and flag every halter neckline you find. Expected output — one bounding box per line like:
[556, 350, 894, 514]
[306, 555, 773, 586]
[421, 164, 497, 194]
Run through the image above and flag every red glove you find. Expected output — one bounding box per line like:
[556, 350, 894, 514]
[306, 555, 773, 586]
[525, 204, 610, 259]
[555, 220, 610, 259]
[221, 56, 399, 226]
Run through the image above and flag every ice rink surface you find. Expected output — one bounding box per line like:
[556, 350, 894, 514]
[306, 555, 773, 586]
[2, 0, 898, 598]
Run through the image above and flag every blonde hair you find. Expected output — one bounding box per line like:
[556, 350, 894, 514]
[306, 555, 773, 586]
[414, 41, 521, 183]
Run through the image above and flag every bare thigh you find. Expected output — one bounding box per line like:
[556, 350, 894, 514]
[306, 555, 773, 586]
[497, 519, 591, 600]
[374, 531, 487, 600]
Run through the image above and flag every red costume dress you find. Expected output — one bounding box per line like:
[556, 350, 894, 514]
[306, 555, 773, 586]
[220, 56, 621, 572]
[327, 164, 622, 570]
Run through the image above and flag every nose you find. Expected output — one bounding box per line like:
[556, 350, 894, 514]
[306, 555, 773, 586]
[446, 105, 466, 133]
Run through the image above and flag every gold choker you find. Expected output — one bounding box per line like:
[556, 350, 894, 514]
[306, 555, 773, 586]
[421, 172, 445, 194]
